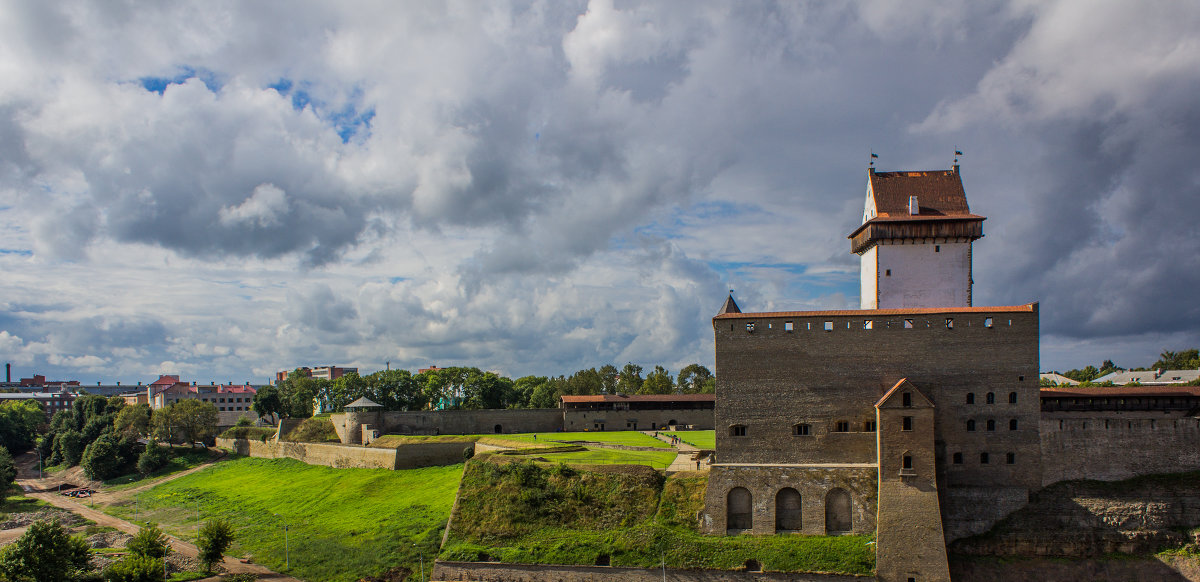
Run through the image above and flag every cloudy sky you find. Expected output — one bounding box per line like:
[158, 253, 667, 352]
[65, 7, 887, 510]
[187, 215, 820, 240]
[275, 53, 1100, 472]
[1, 0, 1198, 385]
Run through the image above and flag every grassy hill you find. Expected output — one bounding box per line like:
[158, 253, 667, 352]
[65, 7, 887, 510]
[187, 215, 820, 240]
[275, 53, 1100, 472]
[105, 457, 462, 582]
[442, 456, 875, 574]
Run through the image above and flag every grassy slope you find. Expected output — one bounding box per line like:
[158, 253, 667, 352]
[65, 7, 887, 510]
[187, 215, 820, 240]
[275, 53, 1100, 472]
[104, 457, 462, 582]
[660, 430, 715, 449]
[533, 447, 677, 469]
[497, 431, 671, 448]
[442, 459, 874, 575]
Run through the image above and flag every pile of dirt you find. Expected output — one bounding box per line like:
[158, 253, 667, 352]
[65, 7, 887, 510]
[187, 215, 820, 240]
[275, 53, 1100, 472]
[87, 530, 132, 549]
[0, 509, 84, 530]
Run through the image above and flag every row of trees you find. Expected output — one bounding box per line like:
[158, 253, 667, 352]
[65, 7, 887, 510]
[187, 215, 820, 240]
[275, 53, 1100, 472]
[36, 395, 219, 481]
[0, 400, 44, 454]
[255, 363, 716, 418]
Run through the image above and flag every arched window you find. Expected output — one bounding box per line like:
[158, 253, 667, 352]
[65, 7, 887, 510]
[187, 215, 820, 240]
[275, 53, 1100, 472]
[825, 488, 852, 534]
[952, 452, 963, 464]
[1009, 419, 1018, 431]
[727, 487, 753, 532]
[966, 393, 975, 404]
[966, 420, 976, 431]
[986, 392, 995, 404]
[1006, 452, 1016, 465]
[793, 423, 811, 436]
[1009, 391, 1018, 404]
[986, 419, 996, 431]
[775, 488, 802, 532]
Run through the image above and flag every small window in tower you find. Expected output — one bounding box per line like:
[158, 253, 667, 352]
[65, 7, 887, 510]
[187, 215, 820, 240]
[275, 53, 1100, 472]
[967, 420, 976, 432]
[986, 392, 995, 404]
[785, 321, 794, 332]
[902, 416, 913, 431]
[1009, 419, 1018, 431]
[984, 317, 994, 328]
[1018, 375, 1025, 382]
[902, 392, 912, 407]
[864, 420, 876, 432]
[1009, 391, 1018, 404]
[1006, 452, 1016, 465]
[863, 320, 873, 330]
[904, 319, 914, 329]
[945, 318, 954, 329]
[952, 452, 963, 464]
[980, 452, 990, 464]
[885, 269, 892, 277]
[986, 419, 996, 431]
[793, 423, 811, 436]
[966, 393, 975, 404]
[730, 425, 747, 437]
[806, 322, 812, 330]
[935, 245, 941, 252]
[824, 321, 833, 331]
[835, 421, 849, 433]
[768, 322, 773, 329]
[746, 322, 755, 332]
[903, 455, 913, 469]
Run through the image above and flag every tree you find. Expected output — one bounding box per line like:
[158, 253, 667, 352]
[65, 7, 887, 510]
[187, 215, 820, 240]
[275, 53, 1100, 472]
[102, 554, 163, 582]
[616, 363, 644, 394]
[114, 404, 152, 438]
[126, 524, 170, 559]
[275, 370, 320, 418]
[676, 364, 714, 394]
[81, 434, 125, 481]
[252, 384, 283, 422]
[366, 369, 427, 411]
[171, 400, 219, 446]
[0, 519, 93, 582]
[0, 400, 45, 454]
[641, 366, 674, 394]
[598, 364, 619, 394]
[196, 519, 235, 574]
[1153, 349, 1200, 371]
[0, 446, 15, 500]
[56, 429, 85, 467]
[137, 440, 170, 475]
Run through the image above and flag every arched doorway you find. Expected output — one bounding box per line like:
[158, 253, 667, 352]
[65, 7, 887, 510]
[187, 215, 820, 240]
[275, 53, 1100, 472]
[775, 488, 802, 532]
[825, 488, 852, 534]
[727, 487, 752, 532]
[493, 424, 502, 434]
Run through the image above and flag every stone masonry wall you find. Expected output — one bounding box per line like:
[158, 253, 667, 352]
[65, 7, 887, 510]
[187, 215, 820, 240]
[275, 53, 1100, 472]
[432, 561, 871, 582]
[700, 465, 877, 535]
[331, 408, 563, 443]
[1040, 417, 1200, 486]
[562, 407, 713, 432]
[217, 437, 471, 470]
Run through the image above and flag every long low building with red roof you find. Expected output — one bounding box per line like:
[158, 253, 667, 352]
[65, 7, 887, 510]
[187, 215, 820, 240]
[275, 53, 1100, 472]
[560, 393, 714, 432]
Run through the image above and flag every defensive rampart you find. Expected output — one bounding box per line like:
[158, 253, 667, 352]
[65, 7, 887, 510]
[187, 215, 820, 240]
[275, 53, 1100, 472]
[1040, 417, 1200, 485]
[332, 408, 563, 444]
[431, 561, 870, 581]
[217, 437, 472, 470]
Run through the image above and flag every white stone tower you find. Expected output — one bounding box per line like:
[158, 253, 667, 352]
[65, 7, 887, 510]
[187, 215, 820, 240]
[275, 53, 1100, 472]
[848, 165, 984, 309]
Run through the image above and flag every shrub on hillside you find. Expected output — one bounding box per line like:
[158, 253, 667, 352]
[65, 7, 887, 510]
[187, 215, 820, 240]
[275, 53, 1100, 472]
[136, 440, 170, 475]
[81, 434, 125, 480]
[56, 429, 85, 467]
[283, 417, 338, 443]
[102, 553, 163, 582]
[219, 426, 277, 442]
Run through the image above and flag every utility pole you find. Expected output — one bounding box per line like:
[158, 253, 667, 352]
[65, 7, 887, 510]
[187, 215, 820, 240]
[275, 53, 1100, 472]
[273, 514, 290, 570]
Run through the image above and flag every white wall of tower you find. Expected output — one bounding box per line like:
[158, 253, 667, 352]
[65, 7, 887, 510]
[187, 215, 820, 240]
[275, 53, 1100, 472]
[872, 241, 972, 309]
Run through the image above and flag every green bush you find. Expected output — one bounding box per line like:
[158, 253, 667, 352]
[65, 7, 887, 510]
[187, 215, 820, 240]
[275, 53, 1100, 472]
[0, 519, 93, 581]
[196, 519, 235, 573]
[282, 417, 338, 443]
[219, 427, 277, 442]
[126, 524, 170, 560]
[136, 441, 170, 475]
[102, 554, 164, 582]
[81, 435, 125, 481]
[57, 430, 85, 467]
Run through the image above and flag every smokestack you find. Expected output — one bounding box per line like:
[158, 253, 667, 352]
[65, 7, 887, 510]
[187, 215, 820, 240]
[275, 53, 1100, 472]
[5, 363, 9, 383]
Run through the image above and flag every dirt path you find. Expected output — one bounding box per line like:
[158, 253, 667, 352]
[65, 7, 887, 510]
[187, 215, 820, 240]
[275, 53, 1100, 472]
[643, 430, 708, 475]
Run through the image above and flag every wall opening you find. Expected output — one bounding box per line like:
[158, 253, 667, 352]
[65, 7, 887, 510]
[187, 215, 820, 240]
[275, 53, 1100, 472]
[493, 424, 502, 434]
[793, 423, 810, 436]
[727, 487, 753, 532]
[953, 452, 963, 464]
[986, 392, 995, 404]
[730, 424, 747, 437]
[825, 488, 852, 534]
[824, 321, 833, 331]
[966, 392, 975, 404]
[966, 420, 976, 431]
[1009, 419, 1018, 430]
[902, 392, 912, 407]
[902, 416, 913, 431]
[595, 554, 610, 566]
[1009, 391, 1018, 404]
[835, 421, 849, 432]
[744, 559, 762, 572]
[785, 321, 794, 332]
[775, 488, 802, 532]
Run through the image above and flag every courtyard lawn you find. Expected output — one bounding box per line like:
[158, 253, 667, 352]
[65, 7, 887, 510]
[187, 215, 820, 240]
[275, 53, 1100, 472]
[661, 430, 715, 449]
[533, 447, 678, 470]
[102, 456, 462, 582]
[482, 431, 671, 448]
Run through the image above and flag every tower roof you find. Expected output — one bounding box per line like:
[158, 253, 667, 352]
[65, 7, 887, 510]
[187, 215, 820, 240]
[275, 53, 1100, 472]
[849, 167, 985, 254]
[717, 294, 741, 315]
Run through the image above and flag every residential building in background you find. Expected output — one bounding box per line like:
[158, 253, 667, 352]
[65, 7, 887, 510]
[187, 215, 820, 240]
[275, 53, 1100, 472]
[275, 365, 358, 384]
[147, 374, 261, 426]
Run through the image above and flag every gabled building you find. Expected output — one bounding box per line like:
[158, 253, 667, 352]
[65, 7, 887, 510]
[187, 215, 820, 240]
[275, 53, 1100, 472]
[1093, 368, 1200, 385]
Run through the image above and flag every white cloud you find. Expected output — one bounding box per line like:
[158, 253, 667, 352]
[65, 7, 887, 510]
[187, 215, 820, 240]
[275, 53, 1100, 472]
[219, 183, 289, 227]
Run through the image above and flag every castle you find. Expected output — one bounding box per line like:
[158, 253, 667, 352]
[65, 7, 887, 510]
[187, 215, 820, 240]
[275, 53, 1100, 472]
[699, 165, 1200, 582]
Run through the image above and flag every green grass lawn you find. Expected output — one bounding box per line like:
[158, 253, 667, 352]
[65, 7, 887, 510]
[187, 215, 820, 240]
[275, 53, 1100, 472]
[102, 456, 463, 582]
[484, 431, 671, 448]
[535, 448, 678, 469]
[660, 430, 714, 449]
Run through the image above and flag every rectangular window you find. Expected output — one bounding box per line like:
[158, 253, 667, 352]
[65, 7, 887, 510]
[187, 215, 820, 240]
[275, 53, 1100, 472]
[863, 320, 873, 330]
[1006, 452, 1016, 465]
[952, 452, 963, 464]
[903, 455, 913, 469]
[902, 416, 913, 431]
[730, 425, 747, 437]
[980, 452, 990, 464]
[885, 269, 891, 276]
[904, 319, 914, 329]
[864, 420, 876, 432]
[824, 321, 833, 331]
[793, 424, 810, 436]
[785, 321, 793, 332]
[945, 318, 954, 329]
[835, 421, 849, 433]
[902, 392, 912, 407]
[984, 317, 993, 328]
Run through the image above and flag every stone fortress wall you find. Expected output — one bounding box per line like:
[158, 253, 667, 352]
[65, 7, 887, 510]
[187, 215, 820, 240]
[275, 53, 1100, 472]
[332, 408, 564, 444]
[216, 437, 472, 470]
[1040, 417, 1200, 486]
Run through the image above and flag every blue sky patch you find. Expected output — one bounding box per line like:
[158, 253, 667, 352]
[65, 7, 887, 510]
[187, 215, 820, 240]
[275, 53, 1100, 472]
[140, 66, 223, 94]
[0, 249, 33, 257]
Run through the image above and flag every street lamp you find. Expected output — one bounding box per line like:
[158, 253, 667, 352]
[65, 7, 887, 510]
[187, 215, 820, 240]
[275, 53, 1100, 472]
[273, 514, 290, 570]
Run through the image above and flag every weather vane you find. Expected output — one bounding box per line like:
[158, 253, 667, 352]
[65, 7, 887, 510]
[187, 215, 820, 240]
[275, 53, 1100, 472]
[953, 147, 963, 164]
[869, 150, 878, 167]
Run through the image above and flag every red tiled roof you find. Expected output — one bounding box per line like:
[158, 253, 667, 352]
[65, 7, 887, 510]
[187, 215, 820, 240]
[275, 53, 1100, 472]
[217, 385, 256, 394]
[868, 170, 971, 217]
[561, 393, 715, 403]
[150, 375, 181, 387]
[714, 303, 1037, 320]
[1041, 386, 1200, 398]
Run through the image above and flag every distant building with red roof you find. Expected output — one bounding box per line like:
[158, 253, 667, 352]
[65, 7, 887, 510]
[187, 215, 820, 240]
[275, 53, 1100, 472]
[560, 393, 714, 431]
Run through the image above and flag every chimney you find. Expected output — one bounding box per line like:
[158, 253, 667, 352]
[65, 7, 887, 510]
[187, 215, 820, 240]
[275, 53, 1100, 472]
[117, 381, 120, 386]
[908, 195, 919, 215]
[5, 363, 9, 383]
